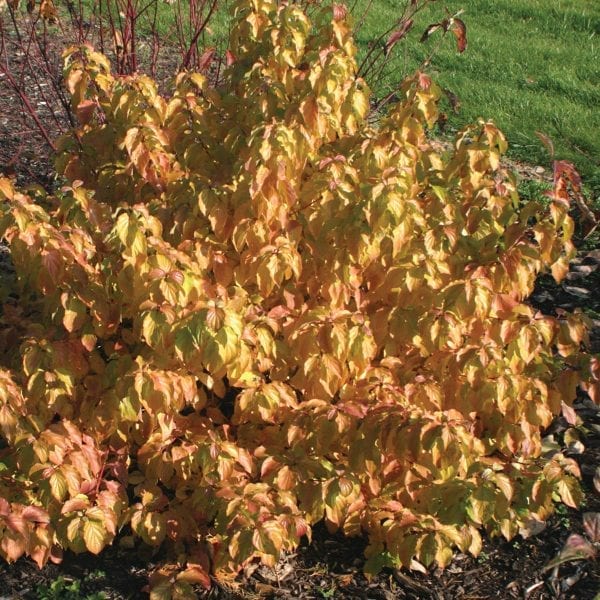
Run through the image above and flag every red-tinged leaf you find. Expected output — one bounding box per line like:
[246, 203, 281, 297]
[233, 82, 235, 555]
[167, 270, 184, 285]
[589, 381, 600, 404]
[237, 448, 253, 474]
[332, 3, 347, 21]
[177, 565, 211, 589]
[198, 47, 216, 73]
[594, 466, 600, 494]
[226, 50, 236, 66]
[583, 512, 600, 543]
[561, 457, 580, 478]
[0, 533, 26, 562]
[338, 477, 354, 497]
[76, 100, 96, 125]
[260, 456, 279, 478]
[268, 305, 291, 320]
[277, 465, 295, 491]
[492, 293, 519, 319]
[337, 402, 369, 419]
[0, 498, 9, 516]
[384, 500, 404, 512]
[385, 19, 414, 55]
[61, 498, 90, 514]
[149, 268, 166, 280]
[563, 533, 596, 558]
[544, 533, 596, 571]
[554, 160, 582, 192]
[30, 543, 51, 569]
[417, 71, 432, 91]
[81, 333, 97, 352]
[561, 401, 577, 426]
[5, 514, 26, 535]
[451, 18, 467, 53]
[206, 306, 225, 331]
[21, 506, 50, 524]
[41, 250, 62, 282]
[49, 545, 63, 564]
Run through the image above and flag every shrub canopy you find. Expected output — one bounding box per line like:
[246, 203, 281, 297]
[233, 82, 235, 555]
[0, 0, 598, 594]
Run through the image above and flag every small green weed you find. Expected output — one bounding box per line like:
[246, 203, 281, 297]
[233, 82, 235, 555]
[317, 585, 338, 599]
[35, 571, 107, 600]
[555, 503, 571, 530]
[518, 178, 552, 205]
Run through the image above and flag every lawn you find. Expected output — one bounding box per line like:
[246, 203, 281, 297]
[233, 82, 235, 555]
[351, 0, 600, 193]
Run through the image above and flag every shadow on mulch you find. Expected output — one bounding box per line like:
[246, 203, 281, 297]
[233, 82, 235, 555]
[1, 483, 599, 600]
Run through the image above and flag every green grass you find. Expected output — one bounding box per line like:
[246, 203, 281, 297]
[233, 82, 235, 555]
[352, 0, 600, 193]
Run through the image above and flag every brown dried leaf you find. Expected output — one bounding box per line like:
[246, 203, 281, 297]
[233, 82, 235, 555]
[198, 47, 216, 73]
[544, 533, 596, 571]
[535, 131, 555, 158]
[385, 19, 414, 55]
[583, 512, 600, 543]
[451, 18, 467, 53]
[420, 22, 443, 43]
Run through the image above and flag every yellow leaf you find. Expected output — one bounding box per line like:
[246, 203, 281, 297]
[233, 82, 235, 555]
[277, 466, 295, 491]
[556, 477, 582, 509]
[149, 580, 173, 600]
[49, 471, 68, 502]
[1, 532, 27, 562]
[468, 526, 482, 556]
[143, 512, 167, 546]
[82, 519, 106, 555]
[176, 565, 211, 589]
[66, 517, 81, 543]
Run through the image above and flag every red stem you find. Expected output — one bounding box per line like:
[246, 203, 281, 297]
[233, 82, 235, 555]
[181, 0, 219, 70]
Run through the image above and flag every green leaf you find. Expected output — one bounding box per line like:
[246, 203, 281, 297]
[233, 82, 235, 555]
[364, 550, 394, 577]
[119, 396, 140, 422]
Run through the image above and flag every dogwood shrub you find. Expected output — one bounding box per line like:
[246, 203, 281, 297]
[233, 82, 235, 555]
[0, 0, 598, 595]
